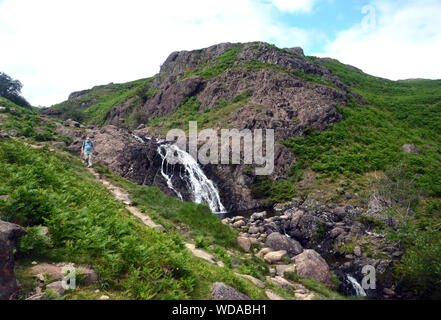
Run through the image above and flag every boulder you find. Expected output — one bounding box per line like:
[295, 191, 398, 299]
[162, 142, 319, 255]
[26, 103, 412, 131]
[248, 226, 260, 234]
[293, 249, 333, 287]
[0, 220, 26, 300]
[238, 274, 265, 289]
[45, 281, 65, 296]
[250, 211, 267, 221]
[63, 119, 80, 128]
[52, 141, 67, 149]
[232, 220, 246, 228]
[265, 232, 303, 257]
[266, 276, 293, 290]
[30, 263, 98, 284]
[264, 250, 288, 264]
[237, 236, 251, 252]
[289, 210, 304, 229]
[275, 264, 296, 277]
[329, 227, 345, 238]
[256, 248, 272, 259]
[333, 207, 346, 219]
[211, 282, 250, 300]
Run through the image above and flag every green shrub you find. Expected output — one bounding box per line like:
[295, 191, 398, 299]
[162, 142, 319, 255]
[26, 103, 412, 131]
[18, 226, 52, 257]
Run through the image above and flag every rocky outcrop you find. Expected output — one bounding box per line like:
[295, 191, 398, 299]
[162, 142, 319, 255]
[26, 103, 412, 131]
[48, 42, 368, 212]
[0, 220, 26, 300]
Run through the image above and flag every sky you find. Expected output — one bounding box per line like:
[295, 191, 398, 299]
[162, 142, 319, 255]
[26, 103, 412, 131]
[0, 0, 440, 107]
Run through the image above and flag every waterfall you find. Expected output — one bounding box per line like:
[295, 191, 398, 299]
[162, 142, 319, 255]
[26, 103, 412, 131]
[132, 134, 226, 213]
[346, 275, 367, 297]
[157, 145, 184, 201]
[157, 143, 226, 214]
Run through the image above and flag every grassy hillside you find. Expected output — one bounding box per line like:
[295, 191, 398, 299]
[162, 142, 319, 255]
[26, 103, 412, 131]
[285, 57, 440, 197]
[0, 97, 71, 144]
[0, 136, 271, 300]
[283, 58, 441, 298]
[0, 98, 269, 300]
[49, 78, 155, 126]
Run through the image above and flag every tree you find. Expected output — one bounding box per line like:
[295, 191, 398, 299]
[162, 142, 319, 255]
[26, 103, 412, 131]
[0, 72, 30, 107]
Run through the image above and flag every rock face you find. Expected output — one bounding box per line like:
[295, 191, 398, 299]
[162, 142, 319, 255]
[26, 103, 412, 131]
[265, 232, 303, 257]
[52, 41, 365, 212]
[211, 282, 250, 300]
[0, 220, 26, 300]
[294, 249, 333, 288]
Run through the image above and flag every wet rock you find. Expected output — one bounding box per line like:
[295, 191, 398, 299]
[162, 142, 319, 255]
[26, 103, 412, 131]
[264, 222, 279, 234]
[212, 282, 250, 300]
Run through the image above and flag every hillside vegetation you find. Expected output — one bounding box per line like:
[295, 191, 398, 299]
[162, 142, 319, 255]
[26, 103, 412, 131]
[2, 41, 441, 299]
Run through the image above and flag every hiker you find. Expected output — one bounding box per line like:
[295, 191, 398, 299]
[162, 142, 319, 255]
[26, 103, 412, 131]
[81, 136, 94, 168]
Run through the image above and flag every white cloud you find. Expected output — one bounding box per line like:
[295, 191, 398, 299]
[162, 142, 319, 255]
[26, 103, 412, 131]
[268, 0, 317, 13]
[0, 0, 318, 106]
[317, 0, 441, 80]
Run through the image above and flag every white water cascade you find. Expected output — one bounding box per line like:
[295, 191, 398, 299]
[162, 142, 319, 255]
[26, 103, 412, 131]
[156, 143, 226, 214]
[347, 275, 367, 297]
